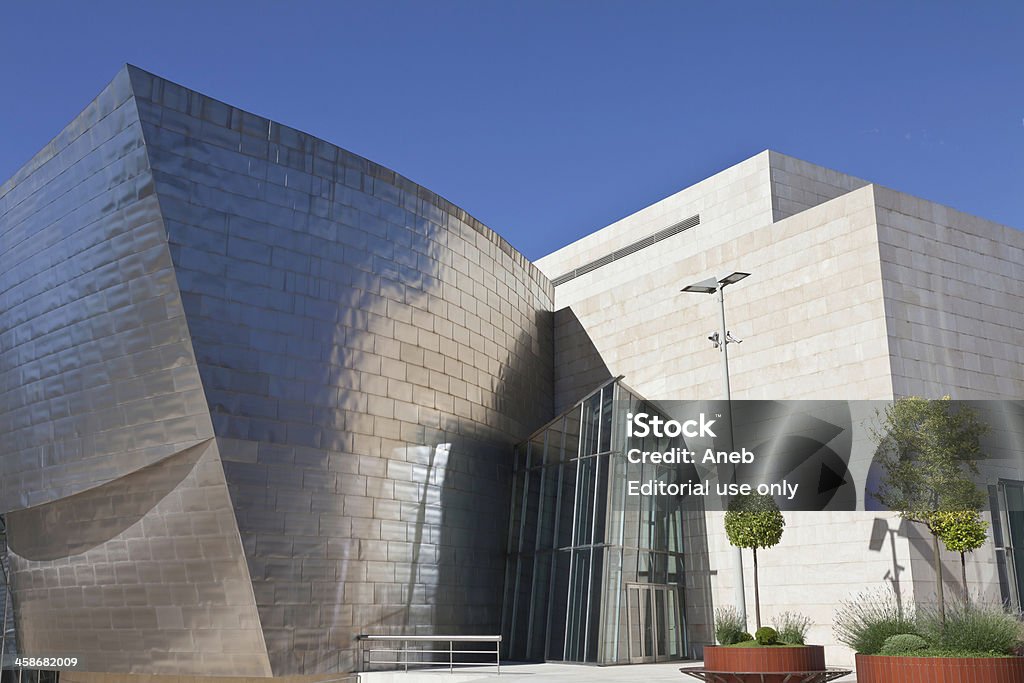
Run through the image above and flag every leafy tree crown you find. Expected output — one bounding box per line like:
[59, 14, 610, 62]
[930, 510, 988, 554]
[871, 396, 989, 525]
[724, 492, 785, 550]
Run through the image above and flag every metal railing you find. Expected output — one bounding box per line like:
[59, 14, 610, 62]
[356, 635, 501, 674]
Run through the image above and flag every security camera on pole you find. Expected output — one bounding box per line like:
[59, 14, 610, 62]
[681, 271, 750, 627]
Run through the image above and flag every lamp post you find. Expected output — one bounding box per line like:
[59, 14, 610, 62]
[681, 271, 750, 627]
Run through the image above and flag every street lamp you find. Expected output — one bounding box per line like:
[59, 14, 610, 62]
[681, 270, 751, 625]
[681, 271, 749, 401]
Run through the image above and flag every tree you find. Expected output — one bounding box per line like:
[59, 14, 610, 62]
[871, 396, 989, 624]
[930, 510, 988, 603]
[724, 492, 785, 630]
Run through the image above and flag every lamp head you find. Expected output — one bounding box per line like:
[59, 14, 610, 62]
[718, 271, 750, 286]
[681, 277, 719, 294]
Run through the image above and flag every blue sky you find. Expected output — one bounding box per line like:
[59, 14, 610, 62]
[3, 1, 1021, 260]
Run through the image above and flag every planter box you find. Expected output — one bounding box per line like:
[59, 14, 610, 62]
[702, 645, 825, 683]
[855, 653, 1024, 682]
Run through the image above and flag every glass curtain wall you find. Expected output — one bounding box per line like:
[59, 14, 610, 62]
[502, 379, 703, 664]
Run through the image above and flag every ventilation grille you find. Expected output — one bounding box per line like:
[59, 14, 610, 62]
[550, 214, 700, 286]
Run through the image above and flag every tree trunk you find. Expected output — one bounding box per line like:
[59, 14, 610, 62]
[961, 552, 969, 604]
[932, 531, 946, 626]
[753, 547, 761, 630]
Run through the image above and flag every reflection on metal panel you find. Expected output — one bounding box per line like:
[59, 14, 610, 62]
[0, 67, 214, 513]
[5, 441, 271, 675]
[1, 65, 555, 677]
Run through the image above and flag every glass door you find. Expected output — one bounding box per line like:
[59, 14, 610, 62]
[626, 584, 683, 663]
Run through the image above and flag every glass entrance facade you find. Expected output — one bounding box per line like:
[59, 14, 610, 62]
[502, 379, 705, 664]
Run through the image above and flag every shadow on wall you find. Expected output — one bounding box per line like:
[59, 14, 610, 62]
[868, 517, 910, 611]
[187, 168, 557, 673]
[133, 68, 559, 671]
[554, 307, 613, 415]
[3, 440, 271, 676]
[867, 516, 978, 610]
[430, 322, 556, 663]
[903, 517, 973, 607]
[5, 442, 208, 561]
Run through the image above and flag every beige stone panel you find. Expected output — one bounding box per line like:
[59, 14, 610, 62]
[545, 185, 892, 404]
[874, 185, 1024, 399]
[735, 510, 916, 668]
[536, 152, 775, 282]
[767, 150, 870, 221]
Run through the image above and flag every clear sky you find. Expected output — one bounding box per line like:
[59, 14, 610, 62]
[3, 1, 1022, 260]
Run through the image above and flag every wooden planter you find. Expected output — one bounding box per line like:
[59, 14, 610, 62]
[855, 653, 1024, 682]
[702, 645, 825, 683]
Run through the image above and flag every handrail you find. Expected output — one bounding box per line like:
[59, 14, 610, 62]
[358, 635, 501, 641]
[356, 634, 501, 674]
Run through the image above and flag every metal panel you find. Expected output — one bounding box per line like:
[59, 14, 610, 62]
[5, 441, 271, 675]
[0, 67, 270, 676]
[1, 64, 556, 677]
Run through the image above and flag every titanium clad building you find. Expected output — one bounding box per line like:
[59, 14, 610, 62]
[0, 65, 552, 677]
[1, 65, 1023, 681]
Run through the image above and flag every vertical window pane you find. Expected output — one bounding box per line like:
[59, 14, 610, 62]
[1005, 483, 1024, 608]
[537, 465, 558, 551]
[587, 546, 605, 662]
[599, 386, 613, 453]
[573, 457, 595, 547]
[565, 548, 591, 661]
[593, 452, 609, 544]
[556, 460, 576, 549]
[521, 467, 542, 551]
[528, 553, 551, 659]
[548, 550, 571, 659]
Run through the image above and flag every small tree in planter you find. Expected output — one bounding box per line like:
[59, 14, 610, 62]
[870, 396, 989, 624]
[699, 500, 845, 682]
[930, 510, 988, 603]
[834, 587, 1024, 683]
[724, 492, 784, 630]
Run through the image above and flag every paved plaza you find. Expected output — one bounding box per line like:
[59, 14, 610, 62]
[358, 662, 858, 682]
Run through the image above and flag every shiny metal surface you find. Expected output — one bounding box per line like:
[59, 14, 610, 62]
[1, 65, 555, 676]
[6, 441, 271, 675]
[0, 68, 214, 512]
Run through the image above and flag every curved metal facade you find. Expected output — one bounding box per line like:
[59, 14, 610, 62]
[0, 66, 554, 676]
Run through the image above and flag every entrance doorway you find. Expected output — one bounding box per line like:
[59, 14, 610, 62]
[625, 583, 684, 663]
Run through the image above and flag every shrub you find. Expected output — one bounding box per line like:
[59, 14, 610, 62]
[916, 600, 1023, 655]
[715, 606, 747, 645]
[773, 611, 812, 645]
[755, 626, 779, 645]
[737, 632, 754, 643]
[833, 588, 917, 654]
[880, 633, 928, 655]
